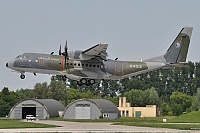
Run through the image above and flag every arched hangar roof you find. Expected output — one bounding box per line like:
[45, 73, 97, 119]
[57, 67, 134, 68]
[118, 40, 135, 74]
[9, 99, 65, 117]
[64, 99, 119, 113]
[35, 99, 65, 116]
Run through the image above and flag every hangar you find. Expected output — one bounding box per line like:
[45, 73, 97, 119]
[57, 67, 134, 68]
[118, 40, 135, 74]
[63, 99, 119, 119]
[8, 99, 65, 119]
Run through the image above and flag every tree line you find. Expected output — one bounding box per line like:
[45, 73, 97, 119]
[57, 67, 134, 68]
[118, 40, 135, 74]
[1, 61, 200, 116]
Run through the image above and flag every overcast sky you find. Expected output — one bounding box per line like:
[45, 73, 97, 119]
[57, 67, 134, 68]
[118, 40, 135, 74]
[1, 0, 200, 91]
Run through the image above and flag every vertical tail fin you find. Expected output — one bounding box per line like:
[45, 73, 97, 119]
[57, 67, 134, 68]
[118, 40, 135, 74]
[164, 27, 193, 63]
[144, 27, 193, 63]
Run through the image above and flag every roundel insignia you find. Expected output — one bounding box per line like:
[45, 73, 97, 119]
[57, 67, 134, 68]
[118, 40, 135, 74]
[175, 42, 181, 48]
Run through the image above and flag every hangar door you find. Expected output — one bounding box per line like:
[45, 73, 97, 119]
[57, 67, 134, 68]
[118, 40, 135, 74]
[22, 107, 36, 119]
[75, 104, 90, 119]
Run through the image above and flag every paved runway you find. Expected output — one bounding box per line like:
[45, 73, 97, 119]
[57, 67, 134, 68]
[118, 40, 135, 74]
[0, 120, 197, 133]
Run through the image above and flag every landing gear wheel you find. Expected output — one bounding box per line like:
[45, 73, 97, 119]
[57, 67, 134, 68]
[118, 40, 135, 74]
[89, 79, 95, 85]
[77, 81, 83, 86]
[80, 78, 87, 84]
[78, 78, 96, 86]
[20, 74, 25, 79]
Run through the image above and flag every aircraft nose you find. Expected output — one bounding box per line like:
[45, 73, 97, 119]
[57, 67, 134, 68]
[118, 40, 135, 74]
[6, 60, 15, 69]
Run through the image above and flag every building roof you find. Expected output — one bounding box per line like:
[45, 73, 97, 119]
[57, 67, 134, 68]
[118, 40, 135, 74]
[36, 99, 65, 117]
[8, 99, 65, 117]
[91, 99, 119, 113]
[64, 99, 119, 113]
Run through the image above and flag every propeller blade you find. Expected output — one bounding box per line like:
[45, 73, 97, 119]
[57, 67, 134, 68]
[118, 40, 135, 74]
[64, 39, 69, 69]
[65, 39, 69, 60]
[59, 44, 61, 55]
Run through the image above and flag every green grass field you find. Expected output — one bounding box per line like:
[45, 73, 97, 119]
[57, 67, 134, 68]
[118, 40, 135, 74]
[0, 118, 57, 129]
[167, 111, 200, 123]
[115, 111, 200, 130]
[1, 111, 200, 130]
[51, 111, 200, 130]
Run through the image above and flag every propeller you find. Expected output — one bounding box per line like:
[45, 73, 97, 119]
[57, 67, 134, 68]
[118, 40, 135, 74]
[59, 44, 61, 55]
[65, 39, 69, 60]
[58, 39, 69, 70]
[64, 39, 69, 68]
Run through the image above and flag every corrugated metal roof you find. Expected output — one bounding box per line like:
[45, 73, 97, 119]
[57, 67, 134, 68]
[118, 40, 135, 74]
[64, 99, 119, 114]
[36, 99, 65, 117]
[91, 99, 119, 113]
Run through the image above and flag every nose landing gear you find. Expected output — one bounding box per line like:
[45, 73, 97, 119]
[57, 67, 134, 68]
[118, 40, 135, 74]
[20, 74, 25, 79]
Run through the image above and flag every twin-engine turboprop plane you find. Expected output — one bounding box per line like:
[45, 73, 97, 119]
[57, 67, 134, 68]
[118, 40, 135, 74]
[6, 27, 193, 86]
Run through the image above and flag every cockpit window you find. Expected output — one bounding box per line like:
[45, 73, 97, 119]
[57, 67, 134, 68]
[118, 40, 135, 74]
[15, 55, 21, 59]
[22, 55, 27, 59]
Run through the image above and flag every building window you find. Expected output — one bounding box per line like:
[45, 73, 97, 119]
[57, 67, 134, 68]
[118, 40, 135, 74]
[126, 110, 129, 117]
[122, 110, 125, 116]
[103, 113, 109, 118]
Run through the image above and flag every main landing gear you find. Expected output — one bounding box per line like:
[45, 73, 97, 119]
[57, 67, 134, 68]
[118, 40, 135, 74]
[77, 78, 95, 86]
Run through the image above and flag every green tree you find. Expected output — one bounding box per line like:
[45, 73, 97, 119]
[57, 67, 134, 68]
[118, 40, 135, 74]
[124, 89, 145, 106]
[192, 88, 200, 111]
[124, 87, 160, 107]
[143, 87, 160, 106]
[33, 82, 49, 99]
[162, 103, 172, 115]
[67, 88, 82, 104]
[0, 87, 20, 116]
[170, 92, 193, 115]
[16, 88, 34, 99]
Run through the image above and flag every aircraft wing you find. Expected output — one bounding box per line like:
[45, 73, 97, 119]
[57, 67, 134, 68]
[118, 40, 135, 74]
[81, 44, 108, 61]
[65, 69, 106, 79]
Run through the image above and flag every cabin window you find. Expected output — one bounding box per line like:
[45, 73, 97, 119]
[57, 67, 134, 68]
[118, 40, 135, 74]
[70, 63, 73, 66]
[89, 64, 92, 67]
[86, 64, 88, 67]
[74, 63, 76, 66]
[67, 63, 69, 65]
[97, 65, 99, 68]
[82, 64, 84, 67]
[93, 65, 96, 67]
[78, 63, 80, 66]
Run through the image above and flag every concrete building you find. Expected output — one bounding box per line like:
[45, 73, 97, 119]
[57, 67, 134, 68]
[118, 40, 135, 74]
[8, 99, 65, 119]
[63, 99, 119, 119]
[118, 97, 156, 117]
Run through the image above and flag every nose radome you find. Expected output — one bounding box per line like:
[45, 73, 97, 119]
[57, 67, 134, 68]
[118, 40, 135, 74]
[6, 63, 8, 67]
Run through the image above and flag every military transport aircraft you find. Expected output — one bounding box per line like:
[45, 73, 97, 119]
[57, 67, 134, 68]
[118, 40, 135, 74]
[6, 27, 193, 86]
